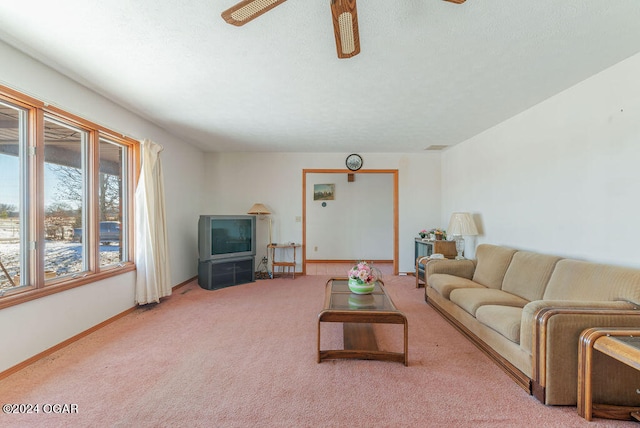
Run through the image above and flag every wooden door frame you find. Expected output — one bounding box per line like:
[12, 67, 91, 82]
[302, 169, 399, 275]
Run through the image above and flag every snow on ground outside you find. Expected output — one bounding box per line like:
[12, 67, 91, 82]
[0, 240, 121, 290]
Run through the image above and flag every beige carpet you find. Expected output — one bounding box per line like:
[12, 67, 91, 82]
[0, 275, 633, 427]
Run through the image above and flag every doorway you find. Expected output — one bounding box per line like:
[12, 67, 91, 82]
[302, 169, 398, 275]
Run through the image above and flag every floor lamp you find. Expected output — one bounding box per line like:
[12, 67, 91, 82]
[247, 203, 273, 277]
[447, 212, 478, 260]
[247, 203, 272, 245]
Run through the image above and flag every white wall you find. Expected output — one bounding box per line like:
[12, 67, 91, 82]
[203, 152, 443, 273]
[306, 172, 393, 261]
[442, 52, 640, 268]
[0, 41, 205, 373]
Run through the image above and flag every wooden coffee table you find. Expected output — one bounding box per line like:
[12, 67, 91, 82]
[317, 278, 408, 365]
[578, 328, 640, 421]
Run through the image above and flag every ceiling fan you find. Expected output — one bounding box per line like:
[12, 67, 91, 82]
[221, 0, 466, 59]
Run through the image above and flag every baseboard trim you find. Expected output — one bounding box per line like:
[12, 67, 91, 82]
[0, 306, 136, 381]
[172, 276, 197, 291]
[0, 275, 198, 381]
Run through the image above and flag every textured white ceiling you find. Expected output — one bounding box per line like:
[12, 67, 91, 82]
[0, 1, 639, 153]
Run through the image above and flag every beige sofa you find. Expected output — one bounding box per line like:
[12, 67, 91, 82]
[425, 244, 640, 410]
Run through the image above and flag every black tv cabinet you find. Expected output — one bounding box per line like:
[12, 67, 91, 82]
[198, 256, 255, 290]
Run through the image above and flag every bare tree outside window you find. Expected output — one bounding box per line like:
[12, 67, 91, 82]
[99, 139, 125, 267]
[47, 165, 121, 222]
[43, 118, 86, 278]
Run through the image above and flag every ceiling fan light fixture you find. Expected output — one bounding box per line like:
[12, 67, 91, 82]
[222, 0, 287, 26]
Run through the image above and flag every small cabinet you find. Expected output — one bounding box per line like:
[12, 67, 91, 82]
[414, 238, 457, 286]
[198, 256, 255, 290]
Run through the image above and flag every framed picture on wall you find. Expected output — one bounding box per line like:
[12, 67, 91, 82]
[314, 184, 335, 201]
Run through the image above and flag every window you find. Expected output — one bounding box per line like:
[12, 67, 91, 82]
[44, 117, 88, 278]
[0, 86, 137, 307]
[0, 101, 27, 288]
[98, 138, 128, 267]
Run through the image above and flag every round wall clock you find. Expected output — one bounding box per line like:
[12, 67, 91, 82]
[345, 153, 363, 171]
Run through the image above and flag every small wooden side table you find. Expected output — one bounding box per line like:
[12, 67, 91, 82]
[414, 239, 457, 288]
[268, 244, 300, 279]
[578, 328, 640, 421]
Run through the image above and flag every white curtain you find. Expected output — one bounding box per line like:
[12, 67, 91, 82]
[135, 139, 172, 304]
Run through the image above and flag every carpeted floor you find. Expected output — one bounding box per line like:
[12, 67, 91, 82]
[0, 274, 633, 427]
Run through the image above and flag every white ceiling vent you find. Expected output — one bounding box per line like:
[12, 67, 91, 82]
[424, 145, 448, 151]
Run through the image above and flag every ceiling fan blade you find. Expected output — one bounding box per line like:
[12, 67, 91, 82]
[221, 0, 287, 26]
[330, 0, 360, 59]
[443, 0, 466, 3]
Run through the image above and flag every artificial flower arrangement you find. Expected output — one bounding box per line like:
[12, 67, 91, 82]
[418, 228, 447, 240]
[348, 261, 377, 285]
[347, 261, 381, 294]
[430, 228, 447, 240]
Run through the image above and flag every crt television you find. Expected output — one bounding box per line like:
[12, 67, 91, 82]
[198, 215, 256, 261]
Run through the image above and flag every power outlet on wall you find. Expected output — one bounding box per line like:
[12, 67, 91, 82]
[262, 257, 268, 264]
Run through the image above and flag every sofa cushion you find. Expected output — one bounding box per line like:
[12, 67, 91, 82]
[475, 305, 523, 343]
[428, 274, 485, 299]
[544, 259, 640, 305]
[502, 251, 562, 302]
[449, 288, 529, 316]
[472, 244, 517, 289]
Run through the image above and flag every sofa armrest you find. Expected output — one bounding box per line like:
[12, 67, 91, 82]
[424, 259, 475, 280]
[530, 302, 640, 405]
[521, 300, 637, 353]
